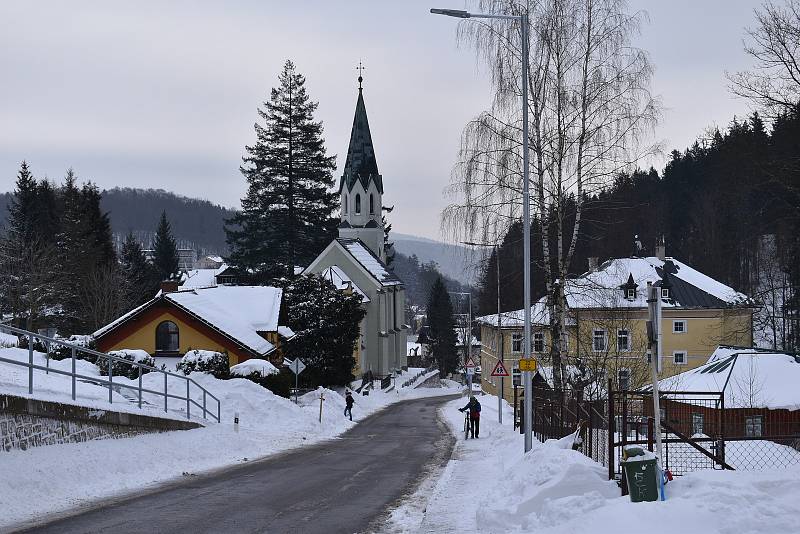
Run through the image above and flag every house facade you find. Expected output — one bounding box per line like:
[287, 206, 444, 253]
[478, 250, 755, 400]
[304, 77, 407, 377]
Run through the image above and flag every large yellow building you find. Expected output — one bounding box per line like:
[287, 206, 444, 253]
[478, 254, 754, 398]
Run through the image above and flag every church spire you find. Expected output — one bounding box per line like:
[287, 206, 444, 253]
[340, 72, 383, 195]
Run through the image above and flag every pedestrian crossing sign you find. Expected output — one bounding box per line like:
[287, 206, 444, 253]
[490, 360, 509, 377]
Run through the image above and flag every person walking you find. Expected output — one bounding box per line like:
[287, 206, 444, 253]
[459, 396, 481, 439]
[344, 391, 355, 421]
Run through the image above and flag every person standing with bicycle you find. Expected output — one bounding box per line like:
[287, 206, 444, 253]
[459, 396, 481, 439]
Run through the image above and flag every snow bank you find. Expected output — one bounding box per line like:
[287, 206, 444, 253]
[230, 358, 279, 377]
[0, 333, 19, 348]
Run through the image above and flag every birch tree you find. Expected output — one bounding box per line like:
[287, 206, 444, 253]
[443, 0, 659, 388]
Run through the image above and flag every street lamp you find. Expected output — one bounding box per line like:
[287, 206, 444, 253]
[463, 241, 504, 424]
[433, 7, 533, 452]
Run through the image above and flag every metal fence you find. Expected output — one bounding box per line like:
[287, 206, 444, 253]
[0, 323, 220, 423]
[529, 381, 800, 480]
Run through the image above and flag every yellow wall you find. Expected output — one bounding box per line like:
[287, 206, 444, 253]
[103, 311, 249, 365]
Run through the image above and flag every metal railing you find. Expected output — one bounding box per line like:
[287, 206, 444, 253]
[0, 323, 220, 423]
[401, 364, 438, 389]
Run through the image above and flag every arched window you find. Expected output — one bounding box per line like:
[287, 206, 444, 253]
[355, 194, 361, 214]
[156, 321, 179, 352]
[343, 195, 348, 214]
[369, 194, 375, 215]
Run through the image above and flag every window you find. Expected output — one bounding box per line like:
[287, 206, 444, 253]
[659, 407, 666, 424]
[745, 416, 763, 437]
[512, 333, 522, 353]
[618, 368, 630, 390]
[533, 332, 545, 353]
[661, 287, 670, 299]
[593, 329, 607, 352]
[155, 321, 179, 352]
[626, 288, 636, 300]
[673, 351, 687, 365]
[617, 329, 630, 352]
[673, 320, 687, 334]
[355, 194, 361, 214]
[692, 413, 704, 435]
[369, 194, 375, 215]
[343, 195, 348, 214]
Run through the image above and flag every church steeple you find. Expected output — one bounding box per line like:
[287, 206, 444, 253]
[339, 80, 383, 195]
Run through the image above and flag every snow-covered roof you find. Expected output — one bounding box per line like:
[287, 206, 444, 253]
[319, 265, 370, 302]
[180, 264, 228, 289]
[278, 326, 296, 339]
[336, 238, 403, 287]
[93, 286, 284, 357]
[477, 300, 554, 328]
[655, 348, 800, 410]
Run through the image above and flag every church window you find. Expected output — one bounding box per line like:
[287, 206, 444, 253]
[343, 195, 348, 214]
[355, 194, 361, 214]
[156, 321, 179, 352]
[369, 194, 375, 215]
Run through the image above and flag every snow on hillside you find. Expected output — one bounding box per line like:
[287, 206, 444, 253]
[0, 349, 459, 530]
[385, 395, 800, 534]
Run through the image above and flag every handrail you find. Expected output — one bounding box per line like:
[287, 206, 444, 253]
[0, 323, 221, 423]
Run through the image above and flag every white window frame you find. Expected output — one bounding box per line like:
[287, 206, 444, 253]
[626, 288, 635, 300]
[511, 333, 522, 353]
[617, 368, 630, 391]
[617, 329, 630, 352]
[673, 320, 687, 334]
[533, 332, 545, 353]
[673, 351, 688, 365]
[745, 415, 763, 437]
[592, 329, 608, 352]
[661, 287, 670, 298]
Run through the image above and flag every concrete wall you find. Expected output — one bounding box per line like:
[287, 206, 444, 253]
[0, 394, 199, 452]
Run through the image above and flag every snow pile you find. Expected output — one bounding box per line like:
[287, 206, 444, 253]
[107, 349, 153, 364]
[230, 358, 279, 377]
[0, 332, 18, 348]
[387, 394, 800, 534]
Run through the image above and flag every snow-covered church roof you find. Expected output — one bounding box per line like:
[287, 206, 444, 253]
[93, 286, 285, 357]
[319, 265, 370, 302]
[336, 238, 403, 287]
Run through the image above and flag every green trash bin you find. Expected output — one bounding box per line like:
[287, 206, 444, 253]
[622, 445, 661, 502]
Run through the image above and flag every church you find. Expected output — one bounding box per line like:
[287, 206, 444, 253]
[305, 75, 408, 377]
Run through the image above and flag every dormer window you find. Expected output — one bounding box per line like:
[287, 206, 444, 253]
[626, 288, 636, 300]
[661, 287, 670, 299]
[355, 194, 361, 214]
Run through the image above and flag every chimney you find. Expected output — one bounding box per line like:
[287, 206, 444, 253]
[588, 257, 598, 272]
[160, 280, 179, 293]
[655, 235, 666, 261]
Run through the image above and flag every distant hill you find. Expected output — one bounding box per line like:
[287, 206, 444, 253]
[391, 233, 481, 285]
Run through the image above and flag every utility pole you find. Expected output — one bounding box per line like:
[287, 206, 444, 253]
[646, 282, 664, 461]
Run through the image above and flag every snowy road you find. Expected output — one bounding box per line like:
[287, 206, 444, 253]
[18, 394, 459, 534]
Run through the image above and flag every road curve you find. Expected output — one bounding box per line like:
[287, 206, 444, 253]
[20, 394, 458, 534]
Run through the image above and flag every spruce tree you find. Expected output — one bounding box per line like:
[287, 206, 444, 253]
[120, 232, 159, 305]
[226, 59, 337, 277]
[426, 276, 458, 375]
[153, 211, 179, 281]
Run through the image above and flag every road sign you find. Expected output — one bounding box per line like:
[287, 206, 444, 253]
[490, 360, 510, 377]
[465, 357, 477, 369]
[519, 358, 537, 372]
[466, 367, 475, 376]
[512, 368, 521, 387]
[288, 358, 306, 375]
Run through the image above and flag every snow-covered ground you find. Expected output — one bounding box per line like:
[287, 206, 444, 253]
[385, 394, 800, 534]
[0, 349, 458, 530]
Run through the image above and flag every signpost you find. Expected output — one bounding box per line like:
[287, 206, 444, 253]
[288, 358, 306, 404]
[465, 357, 476, 394]
[518, 358, 537, 372]
[491, 360, 510, 424]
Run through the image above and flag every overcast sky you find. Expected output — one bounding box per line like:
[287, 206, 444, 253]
[0, 0, 764, 241]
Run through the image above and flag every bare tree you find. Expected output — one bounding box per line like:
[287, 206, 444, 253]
[442, 0, 659, 388]
[78, 264, 132, 332]
[728, 0, 800, 117]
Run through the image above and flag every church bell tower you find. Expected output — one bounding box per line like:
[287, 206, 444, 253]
[337, 72, 386, 260]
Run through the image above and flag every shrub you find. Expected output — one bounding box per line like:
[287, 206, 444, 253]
[230, 359, 292, 397]
[97, 349, 156, 379]
[50, 335, 98, 362]
[177, 349, 230, 379]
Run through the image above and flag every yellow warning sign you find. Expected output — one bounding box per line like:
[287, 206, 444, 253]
[518, 358, 537, 372]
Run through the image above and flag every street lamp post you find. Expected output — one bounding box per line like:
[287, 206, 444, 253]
[432, 7, 532, 452]
[463, 241, 503, 424]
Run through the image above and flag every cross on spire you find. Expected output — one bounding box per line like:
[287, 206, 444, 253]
[356, 60, 365, 90]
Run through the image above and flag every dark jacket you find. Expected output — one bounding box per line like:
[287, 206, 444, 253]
[345, 394, 354, 407]
[460, 398, 481, 419]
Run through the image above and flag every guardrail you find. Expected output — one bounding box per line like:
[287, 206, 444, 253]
[401, 365, 438, 389]
[0, 323, 220, 423]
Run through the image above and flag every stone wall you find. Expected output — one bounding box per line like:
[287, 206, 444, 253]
[0, 394, 200, 452]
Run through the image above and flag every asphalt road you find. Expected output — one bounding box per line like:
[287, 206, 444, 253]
[21, 394, 458, 534]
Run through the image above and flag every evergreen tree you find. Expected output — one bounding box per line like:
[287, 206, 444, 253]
[426, 276, 458, 375]
[225, 59, 337, 277]
[153, 211, 179, 281]
[120, 232, 159, 306]
[279, 274, 366, 387]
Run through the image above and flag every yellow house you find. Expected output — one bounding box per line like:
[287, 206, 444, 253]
[93, 285, 294, 367]
[479, 253, 754, 398]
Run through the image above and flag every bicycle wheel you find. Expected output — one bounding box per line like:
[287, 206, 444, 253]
[464, 414, 470, 439]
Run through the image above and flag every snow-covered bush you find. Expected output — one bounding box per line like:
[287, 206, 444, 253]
[230, 359, 292, 397]
[50, 335, 97, 361]
[177, 349, 230, 379]
[0, 332, 19, 348]
[97, 349, 156, 379]
[16, 336, 46, 353]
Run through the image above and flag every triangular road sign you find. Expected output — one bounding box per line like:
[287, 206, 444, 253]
[490, 360, 510, 377]
[465, 357, 477, 369]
